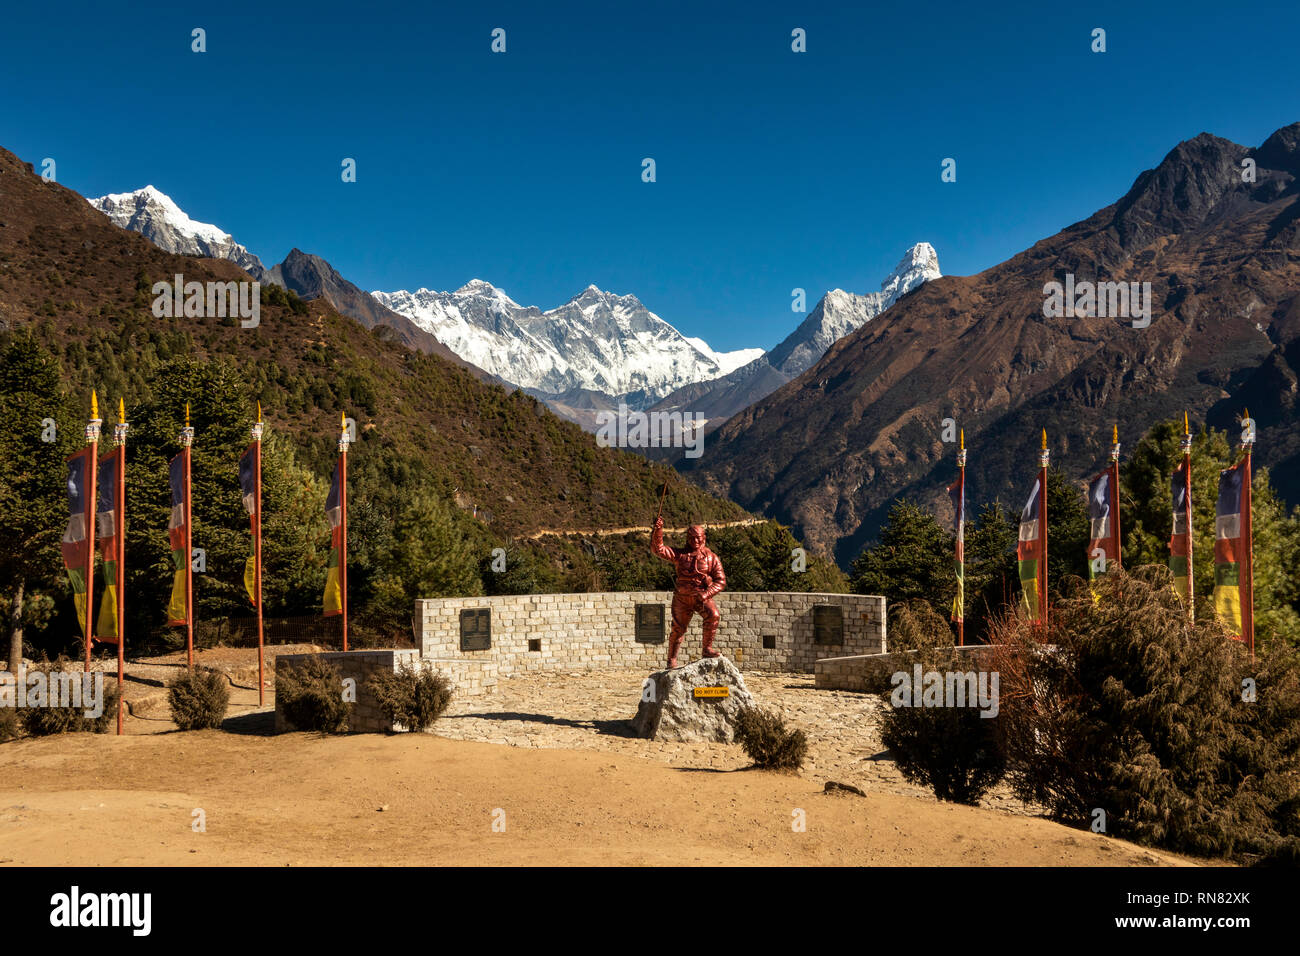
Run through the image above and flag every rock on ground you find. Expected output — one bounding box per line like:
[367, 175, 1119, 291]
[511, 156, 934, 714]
[631, 656, 757, 743]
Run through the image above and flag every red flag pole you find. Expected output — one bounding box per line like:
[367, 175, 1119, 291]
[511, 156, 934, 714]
[1110, 426, 1121, 571]
[1242, 411, 1255, 659]
[182, 403, 194, 670]
[115, 400, 128, 735]
[1183, 412, 1194, 622]
[84, 392, 102, 673]
[1040, 429, 1049, 630]
[956, 431, 966, 647]
[253, 404, 265, 706]
[339, 414, 350, 653]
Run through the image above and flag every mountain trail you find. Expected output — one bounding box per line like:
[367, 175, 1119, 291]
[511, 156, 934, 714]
[525, 518, 766, 540]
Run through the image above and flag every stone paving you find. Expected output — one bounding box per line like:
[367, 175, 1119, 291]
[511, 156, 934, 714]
[434, 668, 1031, 815]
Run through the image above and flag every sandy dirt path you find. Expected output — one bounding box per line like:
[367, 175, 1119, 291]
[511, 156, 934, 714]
[0, 725, 1195, 867]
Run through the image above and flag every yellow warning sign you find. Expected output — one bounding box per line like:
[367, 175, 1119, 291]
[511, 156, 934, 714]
[693, 686, 730, 699]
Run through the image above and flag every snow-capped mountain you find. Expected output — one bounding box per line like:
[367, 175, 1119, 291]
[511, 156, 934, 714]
[766, 242, 941, 377]
[647, 242, 942, 438]
[372, 281, 762, 408]
[87, 186, 265, 278]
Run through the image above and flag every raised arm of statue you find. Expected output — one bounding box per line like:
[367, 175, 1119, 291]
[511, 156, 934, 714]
[651, 516, 676, 562]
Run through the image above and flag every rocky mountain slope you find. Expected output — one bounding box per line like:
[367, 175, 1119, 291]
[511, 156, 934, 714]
[262, 248, 492, 377]
[681, 125, 1300, 564]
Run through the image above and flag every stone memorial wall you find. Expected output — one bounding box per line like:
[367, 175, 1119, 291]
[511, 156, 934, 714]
[415, 591, 886, 677]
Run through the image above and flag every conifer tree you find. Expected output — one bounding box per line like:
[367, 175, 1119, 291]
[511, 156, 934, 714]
[0, 333, 78, 669]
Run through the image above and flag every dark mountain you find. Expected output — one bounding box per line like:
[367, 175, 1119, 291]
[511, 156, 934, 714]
[264, 248, 497, 381]
[681, 123, 1300, 564]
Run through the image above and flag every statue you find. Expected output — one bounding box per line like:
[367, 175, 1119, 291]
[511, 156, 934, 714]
[652, 516, 726, 667]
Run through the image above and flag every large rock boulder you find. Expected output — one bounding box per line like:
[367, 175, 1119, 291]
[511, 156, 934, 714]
[630, 656, 757, 742]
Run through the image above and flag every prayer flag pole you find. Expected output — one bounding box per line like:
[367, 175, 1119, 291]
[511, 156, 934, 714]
[253, 403, 265, 705]
[114, 399, 127, 734]
[84, 391, 102, 672]
[182, 403, 194, 670]
[339, 413, 350, 653]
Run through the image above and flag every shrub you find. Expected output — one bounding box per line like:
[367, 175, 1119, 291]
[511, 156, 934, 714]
[734, 706, 808, 771]
[276, 655, 349, 733]
[167, 668, 231, 730]
[16, 664, 121, 735]
[366, 662, 453, 732]
[879, 656, 1005, 804]
[889, 600, 956, 653]
[988, 567, 1300, 861]
[0, 703, 19, 741]
[877, 601, 1005, 804]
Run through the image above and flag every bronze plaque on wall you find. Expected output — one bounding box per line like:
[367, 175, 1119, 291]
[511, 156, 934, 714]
[460, 608, 491, 651]
[635, 603, 665, 644]
[812, 604, 843, 646]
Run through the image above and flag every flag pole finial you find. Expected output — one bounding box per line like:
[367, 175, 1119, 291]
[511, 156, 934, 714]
[257, 400, 263, 425]
[1041, 428, 1047, 451]
[91, 389, 99, 420]
[959, 428, 964, 450]
[1112, 424, 1118, 444]
[1184, 411, 1189, 435]
[185, 401, 191, 428]
[114, 398, 128, 443]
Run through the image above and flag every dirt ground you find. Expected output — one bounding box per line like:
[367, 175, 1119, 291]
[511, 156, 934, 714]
[0, 651, 1201, 867]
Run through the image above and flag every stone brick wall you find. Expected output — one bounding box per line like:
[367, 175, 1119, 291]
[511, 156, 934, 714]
[815, 645, 1001, 693]
[416, 591, 886, 676]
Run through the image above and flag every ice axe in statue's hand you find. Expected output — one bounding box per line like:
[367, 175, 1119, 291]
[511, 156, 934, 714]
[654, 478, 669, 527]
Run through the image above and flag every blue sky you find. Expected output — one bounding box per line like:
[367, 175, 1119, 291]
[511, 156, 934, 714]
[3, 0, 1297, 351]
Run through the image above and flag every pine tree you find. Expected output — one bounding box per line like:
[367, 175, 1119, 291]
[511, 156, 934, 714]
[0, 333, 78, 669]
[963, 501, 1018, 643]
[373, 490, 484, 622]
[850, 500, 954, 618]
[1040, 466, 1091, 595]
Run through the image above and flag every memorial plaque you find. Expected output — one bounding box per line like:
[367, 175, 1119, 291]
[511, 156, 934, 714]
[459, 607, 491, 651]
[635, 603, 665, 644]
[812, 604, 844, 646]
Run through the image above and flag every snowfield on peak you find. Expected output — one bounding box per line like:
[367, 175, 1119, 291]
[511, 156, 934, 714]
[371, 281, 763, 408]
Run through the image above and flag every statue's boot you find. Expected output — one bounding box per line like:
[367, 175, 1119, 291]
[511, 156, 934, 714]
[667, 631, 684, 668]
[701, 622, 721, 658]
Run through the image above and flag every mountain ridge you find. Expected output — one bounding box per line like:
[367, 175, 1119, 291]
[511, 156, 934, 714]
[371, 280, 762, 413]
[680, 124, 1300, 564]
